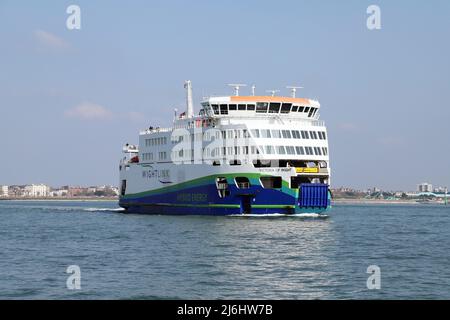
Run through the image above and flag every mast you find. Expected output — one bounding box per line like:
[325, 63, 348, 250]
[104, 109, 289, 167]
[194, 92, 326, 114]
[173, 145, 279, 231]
[184, 80, 194, 118]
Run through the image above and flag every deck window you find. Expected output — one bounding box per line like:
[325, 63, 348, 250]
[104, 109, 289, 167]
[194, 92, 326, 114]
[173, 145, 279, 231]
[314, 147, 322, 155]
[261, 129, 271, 138]
[277, 146, 286, 154]
[282, 130, 292, 139]
[322, 147, 328, 155]
[260, 176, 282, 189]
[256, 102, 269, 113]
[265, 145, 275, 154]
[271, 130, 281, 138]
[301, 131, 309, 139]
[296, 146, 305, 155]
[286, 146, 296, 155]
[292, 130, 301, 139]
[305, 147, 313, 155]
[269, 103, 281, 113]
[235, 177, 251, 189]
[280, 103, 292, 113]
[251, 129, 260, 138]
[216, 177, 230, 198]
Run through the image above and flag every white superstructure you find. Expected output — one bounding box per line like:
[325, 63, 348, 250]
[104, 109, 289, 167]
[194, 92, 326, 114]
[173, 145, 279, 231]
[119, 82, 331, 215]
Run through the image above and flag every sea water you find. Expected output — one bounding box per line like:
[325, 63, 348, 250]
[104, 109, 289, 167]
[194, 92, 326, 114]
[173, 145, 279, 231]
[0, 200, 449, 299]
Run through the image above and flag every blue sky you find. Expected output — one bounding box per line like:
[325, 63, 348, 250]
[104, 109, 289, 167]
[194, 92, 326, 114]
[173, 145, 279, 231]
[0, 0, 449, 190]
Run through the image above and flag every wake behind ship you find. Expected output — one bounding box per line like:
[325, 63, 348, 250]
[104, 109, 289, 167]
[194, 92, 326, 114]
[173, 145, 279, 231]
[119, 82, 331, 215]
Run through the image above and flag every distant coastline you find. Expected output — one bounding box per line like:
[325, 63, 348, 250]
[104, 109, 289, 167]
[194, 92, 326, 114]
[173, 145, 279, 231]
[332, 198, 447, 205]
[0, 197, 118, 202]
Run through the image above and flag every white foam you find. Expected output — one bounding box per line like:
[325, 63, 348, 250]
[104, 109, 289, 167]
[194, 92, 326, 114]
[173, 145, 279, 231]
[83, 207, 125, 212]
[230, 213, 328, 218]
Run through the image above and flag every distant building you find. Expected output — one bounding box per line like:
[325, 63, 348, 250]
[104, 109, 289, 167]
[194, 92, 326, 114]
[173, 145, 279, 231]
[417, 183, 433, 193]
[49, 189, 69, 197]
[24, 184, 50, 197]
[0, 185, 8, 197]
[433, 186, 448, 194]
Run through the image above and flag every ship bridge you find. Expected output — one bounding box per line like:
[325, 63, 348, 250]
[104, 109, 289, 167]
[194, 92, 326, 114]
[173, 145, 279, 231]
[199, 96, 321, 120]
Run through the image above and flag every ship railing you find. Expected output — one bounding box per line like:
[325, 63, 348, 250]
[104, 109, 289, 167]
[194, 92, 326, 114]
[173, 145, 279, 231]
[140, 127, 173, 135]
[311, 120, 325, 127]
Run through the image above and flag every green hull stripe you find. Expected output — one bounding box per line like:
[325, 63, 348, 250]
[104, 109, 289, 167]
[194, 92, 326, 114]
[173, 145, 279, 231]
[121, 202, 295, 209]
[123, 172, 296, 199]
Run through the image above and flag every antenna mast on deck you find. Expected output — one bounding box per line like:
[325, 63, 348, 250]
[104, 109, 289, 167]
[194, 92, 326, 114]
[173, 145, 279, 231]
[228, 84, 247, 96]
[184, 80, 194, 118]
[286, 86, 303, 98]
[266, 89, 280, 97]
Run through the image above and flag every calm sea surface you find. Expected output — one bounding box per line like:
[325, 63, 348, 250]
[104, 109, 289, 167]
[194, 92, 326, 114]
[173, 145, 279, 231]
[0, 200, 449, 299]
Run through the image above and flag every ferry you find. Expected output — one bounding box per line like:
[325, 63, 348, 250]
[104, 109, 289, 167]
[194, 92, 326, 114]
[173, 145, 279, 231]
[119, 82, 331, 215]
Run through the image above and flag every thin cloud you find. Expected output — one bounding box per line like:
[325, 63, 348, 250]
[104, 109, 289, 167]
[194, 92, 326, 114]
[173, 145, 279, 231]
[34, 29, 70, 50]
[377, 136, 406, 147]
[336, 122, 359, 132]
[65, 102, 113, 120]
[127, 111, 146, 123]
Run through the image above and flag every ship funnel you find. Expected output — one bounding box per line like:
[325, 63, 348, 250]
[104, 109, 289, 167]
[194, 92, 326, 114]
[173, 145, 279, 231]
[184, 80, 194, 118]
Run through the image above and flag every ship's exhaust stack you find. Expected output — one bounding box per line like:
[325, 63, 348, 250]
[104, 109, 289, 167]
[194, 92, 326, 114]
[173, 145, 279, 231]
[184, 80, 194, 118]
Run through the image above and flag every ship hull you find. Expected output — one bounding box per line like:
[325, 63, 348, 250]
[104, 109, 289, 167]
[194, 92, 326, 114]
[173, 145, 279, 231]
[119, 179, 331, 216]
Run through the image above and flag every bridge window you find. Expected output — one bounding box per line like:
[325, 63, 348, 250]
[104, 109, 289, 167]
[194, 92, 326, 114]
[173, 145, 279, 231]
[247, 104, 256, 111]
[298, 106, 305, 112]
[256, 102, 269, 113]
[229, 104, 237, 111]
[260, 176, 282, 189]
[308, 108, 315, 117]
[291, 105, 299, 112]
[280, 103, 292, 113]
[212, 104, 219, 115]
[220, 104, 228, 115]
[235, 177, 250, 189]
[238, 104, 246, 111]
[269, 103, 281, 113]
[304, 107, 310, 113]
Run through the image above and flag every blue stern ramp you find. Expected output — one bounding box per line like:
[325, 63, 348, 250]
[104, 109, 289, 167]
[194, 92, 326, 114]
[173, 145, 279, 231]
[296, 183, 331, 214]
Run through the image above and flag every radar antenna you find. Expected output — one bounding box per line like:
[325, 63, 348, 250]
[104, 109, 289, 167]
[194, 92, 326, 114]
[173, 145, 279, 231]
[228, 83, 247, 96]
[286, 86, 303, 98]
[266, 89, 280, 97]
